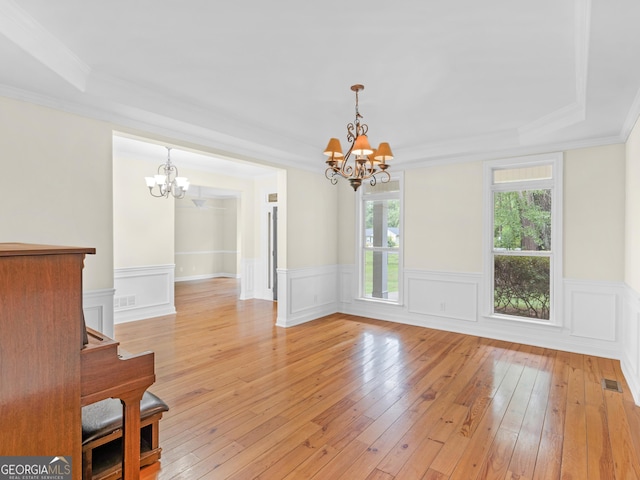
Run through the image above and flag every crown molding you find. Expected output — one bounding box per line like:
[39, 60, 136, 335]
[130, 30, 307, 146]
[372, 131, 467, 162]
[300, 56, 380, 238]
[0, 0, 90, 91]
[0, 83, 312, 172]
[0, 79, 626, 176]
[397, 132, 625, 170]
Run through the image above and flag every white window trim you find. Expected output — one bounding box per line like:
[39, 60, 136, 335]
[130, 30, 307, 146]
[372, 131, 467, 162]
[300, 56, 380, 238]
[482, 153, 563, 326]
[356, 172, 404, 305]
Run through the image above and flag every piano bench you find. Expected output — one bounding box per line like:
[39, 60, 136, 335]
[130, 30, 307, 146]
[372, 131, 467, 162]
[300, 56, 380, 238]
[82, 391, 169, 480]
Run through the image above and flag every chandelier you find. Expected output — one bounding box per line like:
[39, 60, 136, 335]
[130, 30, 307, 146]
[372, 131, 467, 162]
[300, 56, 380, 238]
[144, 147, 190, 199]
[323, 84, 393, 191]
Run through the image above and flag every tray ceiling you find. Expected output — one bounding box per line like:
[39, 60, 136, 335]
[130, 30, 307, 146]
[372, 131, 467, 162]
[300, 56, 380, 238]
[1, 0, 639, 170]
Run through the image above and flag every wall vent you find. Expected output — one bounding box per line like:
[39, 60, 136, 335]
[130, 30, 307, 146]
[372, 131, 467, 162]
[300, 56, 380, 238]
[601, 378, 622, 393]
[114, 295, 136, 309]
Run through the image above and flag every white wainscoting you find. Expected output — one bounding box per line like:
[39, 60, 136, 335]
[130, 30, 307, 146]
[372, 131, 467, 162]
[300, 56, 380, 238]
[621, 284, 640, 405]
[83, 288, 115, 337]
[113, 265, 176, 324]
[337, 266, 624, 357]
[338, 267, 482, 329]
[240, 258, 256, 300]
[276, 265, 339, 327]
[277, 264, 632, 401]
[564, 279, 620, 343]
[407, 271, 478, 322]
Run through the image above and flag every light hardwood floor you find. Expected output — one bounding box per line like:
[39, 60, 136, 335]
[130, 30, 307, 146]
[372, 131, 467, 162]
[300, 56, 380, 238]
[114, 278, 640, 479]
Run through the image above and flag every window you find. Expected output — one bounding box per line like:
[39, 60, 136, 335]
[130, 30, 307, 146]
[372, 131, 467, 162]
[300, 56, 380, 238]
[359, 178, 402, 303]
[484, 154, 562, 323]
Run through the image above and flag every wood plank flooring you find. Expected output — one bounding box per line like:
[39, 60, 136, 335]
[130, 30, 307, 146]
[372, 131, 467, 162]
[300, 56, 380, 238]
[114, 278, 640, 479]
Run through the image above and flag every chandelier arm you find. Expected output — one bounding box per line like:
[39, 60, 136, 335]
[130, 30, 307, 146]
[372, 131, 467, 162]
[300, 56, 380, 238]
[340, 161, 354, 178]
[347, 123, 356, 143]
[339, 145, 355, 179]
[325, 167, 336, 181]
[148, 188, 165, 198]
[324, 167, 340, 185]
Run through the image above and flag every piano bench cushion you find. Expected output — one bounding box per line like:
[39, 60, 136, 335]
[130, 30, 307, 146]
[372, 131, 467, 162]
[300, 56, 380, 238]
[82, 391, 169, 445]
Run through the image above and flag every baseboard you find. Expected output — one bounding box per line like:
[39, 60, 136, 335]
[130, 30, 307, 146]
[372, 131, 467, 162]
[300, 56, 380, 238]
[175, 273, 238, 282]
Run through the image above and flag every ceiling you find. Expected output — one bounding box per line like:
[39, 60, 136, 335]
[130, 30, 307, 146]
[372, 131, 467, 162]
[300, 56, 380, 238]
[2, 1, 640, 171]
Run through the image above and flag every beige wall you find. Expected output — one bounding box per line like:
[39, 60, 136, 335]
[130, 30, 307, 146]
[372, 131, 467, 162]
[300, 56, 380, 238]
[0, 96, 113, 291]
[626, 119, 640, 291]
[284, 168, 338, 269]
[113, 153, 175, 267]
[174, 197, 238, 278]
[335, 145, 627, 281]
[404, 161, 484, 273]
[336, 180, 357, 265]
[2, 93, 630, 297]
[565, 144, 626, 281]
[183, 167, 258, 261]
[113, 153, 265, 270]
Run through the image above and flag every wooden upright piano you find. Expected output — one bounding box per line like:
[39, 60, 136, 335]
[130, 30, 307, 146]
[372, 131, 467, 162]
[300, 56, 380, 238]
[0, 243, 155, 480]
[81, 327, 155, 480]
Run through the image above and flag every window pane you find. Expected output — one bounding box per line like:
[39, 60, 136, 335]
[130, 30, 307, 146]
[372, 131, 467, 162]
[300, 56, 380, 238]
[365, 199, 400, 248]
[494, 255, 550, 320]
[494, 190, 551, 251]
[493, 165, 552, 184]
[362, 180, 400, 195]
[364, 250, 399, 301]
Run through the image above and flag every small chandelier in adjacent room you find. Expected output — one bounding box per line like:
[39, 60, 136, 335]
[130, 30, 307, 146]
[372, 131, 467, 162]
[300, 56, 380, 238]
[323, 84, 393, 191]
[144, 147, 190, 199]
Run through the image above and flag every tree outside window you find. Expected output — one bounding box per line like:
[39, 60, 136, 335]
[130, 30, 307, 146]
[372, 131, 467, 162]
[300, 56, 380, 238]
[493, 190, 551, 319]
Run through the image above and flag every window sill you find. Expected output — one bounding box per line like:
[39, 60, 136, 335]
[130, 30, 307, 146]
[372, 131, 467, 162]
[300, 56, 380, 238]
[484, 313, 562, 329]
[356, 296, 403, 307]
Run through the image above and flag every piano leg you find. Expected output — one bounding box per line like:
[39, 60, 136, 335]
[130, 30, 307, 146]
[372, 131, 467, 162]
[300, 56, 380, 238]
[120, 391, 144, 480]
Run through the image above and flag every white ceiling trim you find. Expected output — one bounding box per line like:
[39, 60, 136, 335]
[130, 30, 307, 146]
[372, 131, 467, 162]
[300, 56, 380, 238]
[0, 81, 304, 171]
[622, 85, 640, 141]
[518, 0, 590, 143]
[1, 76, 625, 175]
[398, 132, 624, 170]
[0, 0, 90, 91]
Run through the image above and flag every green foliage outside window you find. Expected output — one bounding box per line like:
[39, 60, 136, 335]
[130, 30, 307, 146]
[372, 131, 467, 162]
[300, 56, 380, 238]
[494, 190, 551, 251]
[494, 256, 550, 319]
[364, 250, 399, 298]
[493, 188, 551, 320]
